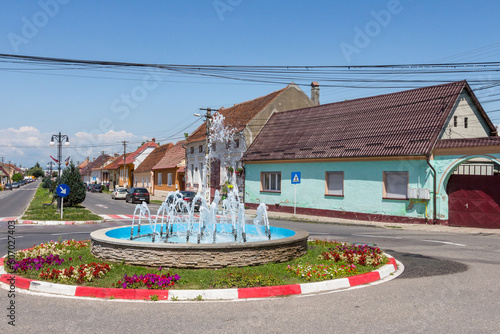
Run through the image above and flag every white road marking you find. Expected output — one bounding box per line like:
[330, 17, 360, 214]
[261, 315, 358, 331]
[352, 234, 403, 239]
[0, 236, 23, 240]
[95, 204, 108, 209]
[50, 232, 90, 236]
[422, 239, 466, 247]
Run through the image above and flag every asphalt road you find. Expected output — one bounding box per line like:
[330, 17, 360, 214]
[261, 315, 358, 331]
[1, 218, 499, 333]
[81, 190, 161, 216]
[0, 180, 39, 218]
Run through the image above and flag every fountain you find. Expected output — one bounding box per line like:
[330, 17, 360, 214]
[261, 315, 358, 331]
[90, 112, 308, 268]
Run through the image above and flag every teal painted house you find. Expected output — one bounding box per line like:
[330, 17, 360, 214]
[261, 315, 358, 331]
[242, 81, 500, 228]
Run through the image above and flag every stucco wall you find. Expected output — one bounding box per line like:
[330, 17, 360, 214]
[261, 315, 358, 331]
[244, 159, 433, 221]
[439, 90, 491, 139]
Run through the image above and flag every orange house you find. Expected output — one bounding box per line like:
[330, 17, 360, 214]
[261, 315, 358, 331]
[151, 141, 186, 198]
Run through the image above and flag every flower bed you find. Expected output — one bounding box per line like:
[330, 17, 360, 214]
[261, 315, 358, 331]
[4, 239, 388, 289]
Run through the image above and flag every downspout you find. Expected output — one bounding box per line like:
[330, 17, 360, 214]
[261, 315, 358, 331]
[426, 155, 437, 224]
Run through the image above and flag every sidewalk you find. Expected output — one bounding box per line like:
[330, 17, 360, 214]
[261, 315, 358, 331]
[247, 209, 500, 235]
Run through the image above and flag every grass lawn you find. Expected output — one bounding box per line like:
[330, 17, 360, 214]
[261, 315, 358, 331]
[6, 239, 388, 290]
[22, 185, 102, 221]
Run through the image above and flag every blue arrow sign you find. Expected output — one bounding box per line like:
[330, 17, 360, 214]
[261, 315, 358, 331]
[57, 184, 70, 198]
[291, 172, 301, 184]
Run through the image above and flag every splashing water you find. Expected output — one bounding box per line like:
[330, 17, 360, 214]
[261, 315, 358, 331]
[129, 111, 270, 244]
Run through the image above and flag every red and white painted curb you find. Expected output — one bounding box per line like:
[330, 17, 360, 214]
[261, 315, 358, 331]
[0, 255, 401, 301]
[0, 217, 17, 222]
[16, 220, 103, 225]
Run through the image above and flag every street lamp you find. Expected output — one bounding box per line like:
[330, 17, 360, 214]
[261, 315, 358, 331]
[50, 132, 70, 209]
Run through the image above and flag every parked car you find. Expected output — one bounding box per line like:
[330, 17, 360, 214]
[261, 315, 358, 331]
[125, 187, 150, 204]
[166, 191, 201, 212]
[91, 184, 102, 193]
[111, 187, 128, 200]
[11, 182, 19, 189]
[87, 184, 93, 192]
[3, 183, 13, 190]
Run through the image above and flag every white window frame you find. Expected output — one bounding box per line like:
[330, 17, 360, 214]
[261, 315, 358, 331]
[158, 172, 162, 186]
[261, 172, 281, 192]
[325, 171, 344, 196]
[383, 171, 408, 199]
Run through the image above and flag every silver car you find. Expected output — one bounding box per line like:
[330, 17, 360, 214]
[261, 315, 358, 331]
[111, 187, 128, 200]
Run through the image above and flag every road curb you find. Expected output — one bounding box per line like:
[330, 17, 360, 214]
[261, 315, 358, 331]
[0, 253, 399, 301]
[17, 220, 104, 225]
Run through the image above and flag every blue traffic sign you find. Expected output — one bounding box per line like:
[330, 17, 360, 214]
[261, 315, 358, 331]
[291, 172, 301, 184]
[57, 184, 70, 198]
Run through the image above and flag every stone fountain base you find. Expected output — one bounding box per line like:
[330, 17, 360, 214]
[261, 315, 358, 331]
[90, 227, 309, 269]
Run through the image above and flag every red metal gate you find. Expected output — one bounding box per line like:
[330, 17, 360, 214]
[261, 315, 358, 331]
[447, 174, 500, 228]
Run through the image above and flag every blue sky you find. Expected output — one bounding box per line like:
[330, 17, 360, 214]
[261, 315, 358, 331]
[1, 0, 499, 168]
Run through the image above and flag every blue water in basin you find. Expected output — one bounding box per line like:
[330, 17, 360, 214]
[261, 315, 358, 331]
[105, 224, 295, 244]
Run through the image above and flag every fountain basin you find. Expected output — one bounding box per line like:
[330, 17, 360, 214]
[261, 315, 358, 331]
[90, 226, 309, 269]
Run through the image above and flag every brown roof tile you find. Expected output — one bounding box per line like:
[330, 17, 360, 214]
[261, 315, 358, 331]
[103, 154, 124, 170]
[81, 155, 111, 175]
[118, 141, 159, 165]
[243, 81, 493, 161]
[134, 143, 174, 173]
[186, 87, 287, 144]
[435, 137, 500, 149]
[152, 141, 186, 170]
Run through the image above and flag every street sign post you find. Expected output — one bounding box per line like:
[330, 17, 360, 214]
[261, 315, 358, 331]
[291, 172, 301, 216]
[56, 184, 70, 219]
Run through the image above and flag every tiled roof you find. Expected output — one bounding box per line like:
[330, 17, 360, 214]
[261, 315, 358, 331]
[152, 141, 186, 170]
[134, 143, 174, 173]
[80, 155, 110, 175]
[118, 141, 159, 165]
[243, 81, 495, 161]
[103, 155, 124, 170]
[91, 156, 114, 171]
[79, 160, 89, 169]
[186, 87, 287, 144]
[435, 137, 500, 149]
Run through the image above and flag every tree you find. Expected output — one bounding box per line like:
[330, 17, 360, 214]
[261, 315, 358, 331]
[58, 162, 86, 206]
[28, 162, 44, 178]
[12, 173, 23, 182]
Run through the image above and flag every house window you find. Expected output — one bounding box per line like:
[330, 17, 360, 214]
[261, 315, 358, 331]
[226, 142, 231, 149]
[191, 164, 194, 182]
[211, 143, 216, 151]
[464, 117, 468, 128]
[234, 139, 239, 148]
[146, 178, 149, 187]
[158, 173, 162, 186]
[383, 172, 408, 199]
[453, 116, 458, 127]
[261, 172, 281, 192]
[167, 173, 172, 187]
[325, 172, 344, 196]
[199, 145, 203, 153]
[190, 147, 194, 154]
[141, 177, 144, 186]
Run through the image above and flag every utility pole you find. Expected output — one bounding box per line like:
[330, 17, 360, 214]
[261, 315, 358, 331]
[100, 150, 105, 186]
[8, 160, 11, 183]
[0, 157, 3, 184]
[199, 108, 213, 200]
[117, 141, 127, 187]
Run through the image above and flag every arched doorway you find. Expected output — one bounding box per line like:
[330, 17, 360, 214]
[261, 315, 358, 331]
[446, 157, 500, 228]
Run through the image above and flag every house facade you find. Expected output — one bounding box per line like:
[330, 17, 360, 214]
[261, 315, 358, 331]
[242, 81, 500, 228]
[133, 142, 174, 194]
[118, 140, 159, 187]
[185, 82, 317, 198]
[152, 141, 186, 198]
[102, 154, 123, 190]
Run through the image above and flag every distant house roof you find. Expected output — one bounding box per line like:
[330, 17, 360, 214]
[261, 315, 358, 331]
[186, 87, 288, 144]
[103, 154, 124, 170]
[134, 143, 174, 173]
[152, 141, 186, 170]
[243, 81, 497, 162]
[81, 155, 110, 175]
[118, 141, 159, 165]
[79, 159, 90, 170]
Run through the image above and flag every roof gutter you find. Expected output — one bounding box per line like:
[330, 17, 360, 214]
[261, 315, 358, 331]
[426, 155, 437, 224]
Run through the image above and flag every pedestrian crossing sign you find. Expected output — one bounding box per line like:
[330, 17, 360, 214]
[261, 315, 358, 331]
[291, 172, 301, 184]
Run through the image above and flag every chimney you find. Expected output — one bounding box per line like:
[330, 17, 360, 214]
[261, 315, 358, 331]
[152, 138, 156, 143]
[114, 153, 119, 157]
[311, 82, 320, 106]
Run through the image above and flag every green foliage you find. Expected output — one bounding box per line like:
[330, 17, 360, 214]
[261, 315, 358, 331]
[58, 162, 86, 206]
[212, 270, 284, 288]
[42, 177, 54, 189]
[28, 162, 44, 178]
[12, 173, 23, 182]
